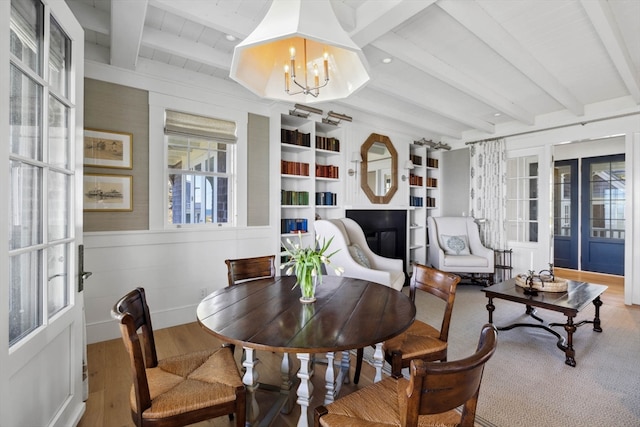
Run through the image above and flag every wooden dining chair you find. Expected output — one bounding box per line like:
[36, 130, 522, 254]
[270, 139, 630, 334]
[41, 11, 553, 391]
[225, 255, 276, 286]
[354, 264, 460, 383]
[315, 323, 498, 427]
[112, 287, 246, 427]
[224, 255, 277, 358]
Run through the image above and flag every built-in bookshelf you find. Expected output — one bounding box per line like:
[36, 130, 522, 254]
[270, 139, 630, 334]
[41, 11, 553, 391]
[280, 113, 345, 265]
[409, 143, 427, 266]
[407, 143, 442, 268]
[425, 149, 440, 266]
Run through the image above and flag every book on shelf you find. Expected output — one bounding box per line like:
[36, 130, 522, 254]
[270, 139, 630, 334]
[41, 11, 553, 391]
[281, 190, 310, 205]
[281, 160, 310, 176]
[315, 191, 337, 206]
[315, 164, 339, 179]
[281, 128, 311, 147]
[409, 196, 424, 207]
[281, 218, 308, 233]
[315, 136, 340, 152]
[409, 174, 423, 186]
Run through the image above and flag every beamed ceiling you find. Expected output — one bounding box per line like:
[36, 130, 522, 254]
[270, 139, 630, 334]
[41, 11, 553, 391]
[67, 0, 640, 143]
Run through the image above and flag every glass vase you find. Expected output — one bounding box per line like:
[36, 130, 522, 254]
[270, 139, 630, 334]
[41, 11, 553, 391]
[298, 271, 318, 303]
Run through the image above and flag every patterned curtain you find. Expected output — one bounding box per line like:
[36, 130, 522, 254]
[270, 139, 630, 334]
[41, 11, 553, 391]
[469, 139, 507, 250]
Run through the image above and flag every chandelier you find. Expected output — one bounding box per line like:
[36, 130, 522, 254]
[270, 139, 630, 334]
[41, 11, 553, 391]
[230, 0, 370, 104]
[284, 39, 329, 97]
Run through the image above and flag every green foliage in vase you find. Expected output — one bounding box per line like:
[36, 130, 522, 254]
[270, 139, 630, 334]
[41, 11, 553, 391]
[281, 232, 343, 296]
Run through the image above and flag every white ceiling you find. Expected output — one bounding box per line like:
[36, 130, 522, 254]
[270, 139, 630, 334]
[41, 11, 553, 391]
[66, 0, 640, 142]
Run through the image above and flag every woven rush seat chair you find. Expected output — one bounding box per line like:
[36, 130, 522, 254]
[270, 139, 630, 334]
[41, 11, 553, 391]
[112, 287, 246, 427]
[354, 264, 460, 383]
[224, 255, 276, 358]
[315, 324, 498, 427]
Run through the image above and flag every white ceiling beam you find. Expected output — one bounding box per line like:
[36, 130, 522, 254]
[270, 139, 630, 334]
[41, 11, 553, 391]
[339, 90, 463, 139]
[141, 27, 232, 70]
[369, 72, 495, 133]
[581, 0, 640, 103]
[350, 0, 436, 47]
[372, 32, 535, 125]
[65, 0, 110, 35]
[439, 0, 584, 116]
[149, 0, 256, 40]
[110, 0, 148, 70]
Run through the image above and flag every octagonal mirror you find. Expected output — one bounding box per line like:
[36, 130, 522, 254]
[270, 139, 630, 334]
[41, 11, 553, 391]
[360, 133, 397, 204]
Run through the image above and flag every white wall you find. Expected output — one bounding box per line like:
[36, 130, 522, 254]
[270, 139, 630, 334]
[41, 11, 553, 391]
[83, 59, 435, 343]
[83, 60, 283, 343]
[83, 58, 639, 345]
[495, 116, 639, 305]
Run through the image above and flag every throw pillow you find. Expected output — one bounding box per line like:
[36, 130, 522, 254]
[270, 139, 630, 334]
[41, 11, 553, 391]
[440, 234, 471, 255]
[348, 244, 371, 268]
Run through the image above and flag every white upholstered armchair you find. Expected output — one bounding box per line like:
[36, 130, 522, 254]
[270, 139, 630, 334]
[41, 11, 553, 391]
[314, 218, 405, 291]
[427, 216, 494, 285]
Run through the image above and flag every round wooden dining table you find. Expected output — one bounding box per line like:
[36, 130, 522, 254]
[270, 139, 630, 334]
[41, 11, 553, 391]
[197, 275, 415, 427]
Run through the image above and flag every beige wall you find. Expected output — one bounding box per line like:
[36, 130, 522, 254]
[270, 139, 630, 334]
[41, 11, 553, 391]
[247, 113, 270, 226]
[84, 78, 149, 231]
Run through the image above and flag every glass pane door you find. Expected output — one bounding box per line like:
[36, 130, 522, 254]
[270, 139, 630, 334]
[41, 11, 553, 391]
[581, 155, 625, 275]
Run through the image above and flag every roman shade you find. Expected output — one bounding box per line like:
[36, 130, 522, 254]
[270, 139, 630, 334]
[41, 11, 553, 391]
[165, 110, 237, 144]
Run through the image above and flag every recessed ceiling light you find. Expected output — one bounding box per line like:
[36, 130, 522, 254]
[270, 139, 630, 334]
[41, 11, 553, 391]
[225, 34, 237, 41]
[382, 58, 392, 64]
[494, 112, 502, 117]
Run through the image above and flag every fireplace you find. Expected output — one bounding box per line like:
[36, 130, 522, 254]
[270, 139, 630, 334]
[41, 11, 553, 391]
[346, 209, 407, 274]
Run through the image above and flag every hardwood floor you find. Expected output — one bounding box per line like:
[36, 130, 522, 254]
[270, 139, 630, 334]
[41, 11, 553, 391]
[554, 267, 629, 308]
[79, 323, 376, 427]
[79, 270, 632, 427]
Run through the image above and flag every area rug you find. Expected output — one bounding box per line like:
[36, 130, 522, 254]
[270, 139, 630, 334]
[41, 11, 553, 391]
[360, 286, 640, 426]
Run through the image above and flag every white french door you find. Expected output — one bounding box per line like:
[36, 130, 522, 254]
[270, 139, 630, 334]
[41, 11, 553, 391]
[1, 1, 85, 426]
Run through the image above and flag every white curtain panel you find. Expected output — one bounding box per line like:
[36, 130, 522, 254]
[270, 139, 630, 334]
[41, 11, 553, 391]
[469, 139, 507, 250]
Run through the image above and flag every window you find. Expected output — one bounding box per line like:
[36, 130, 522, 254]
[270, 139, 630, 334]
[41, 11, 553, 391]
[164, 110, 236, 225]
[9, 0, 73, 345]
[506, 155, 538, 242]
[588, 158, 625, 239]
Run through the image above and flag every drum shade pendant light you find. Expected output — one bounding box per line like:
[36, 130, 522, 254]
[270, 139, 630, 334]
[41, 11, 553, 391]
[230, 0, 370, 104]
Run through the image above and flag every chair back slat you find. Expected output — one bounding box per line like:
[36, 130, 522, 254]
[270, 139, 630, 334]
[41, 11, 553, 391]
[111, 287, 157, 422]
[225, 255, 276, 286]
[408, 324, 497, 425]
[409, 264, 460, 341]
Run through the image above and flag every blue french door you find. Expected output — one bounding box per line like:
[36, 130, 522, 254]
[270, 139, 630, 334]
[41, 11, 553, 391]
[553, 160, 578, 269]
[581, 155, 625, 275]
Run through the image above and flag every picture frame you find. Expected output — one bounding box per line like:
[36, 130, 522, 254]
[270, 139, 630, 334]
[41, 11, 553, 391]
[83, 174, 133, 212]
[84, 128, 132, 169]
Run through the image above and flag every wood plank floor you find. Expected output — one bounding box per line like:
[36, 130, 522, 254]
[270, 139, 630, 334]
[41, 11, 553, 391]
[78, 322, 377, 427]
[78, 270, 631, 427]
[554, 267, 629, 308]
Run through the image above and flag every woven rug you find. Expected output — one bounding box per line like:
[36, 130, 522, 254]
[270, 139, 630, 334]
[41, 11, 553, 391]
[360, 286, 640, 427]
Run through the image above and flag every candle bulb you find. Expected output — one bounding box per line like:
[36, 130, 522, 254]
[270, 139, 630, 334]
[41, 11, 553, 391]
[323, 51, 329, 79]
[314, 64, 319, 87]
[289, 46, 296, 79]
[284, 65, 290, 92]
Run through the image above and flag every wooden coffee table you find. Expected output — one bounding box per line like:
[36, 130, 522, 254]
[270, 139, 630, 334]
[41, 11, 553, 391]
[482, 278, 607, 367]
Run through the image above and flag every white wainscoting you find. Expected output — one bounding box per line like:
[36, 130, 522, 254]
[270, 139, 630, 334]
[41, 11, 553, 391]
[83, 227, 276, 344]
